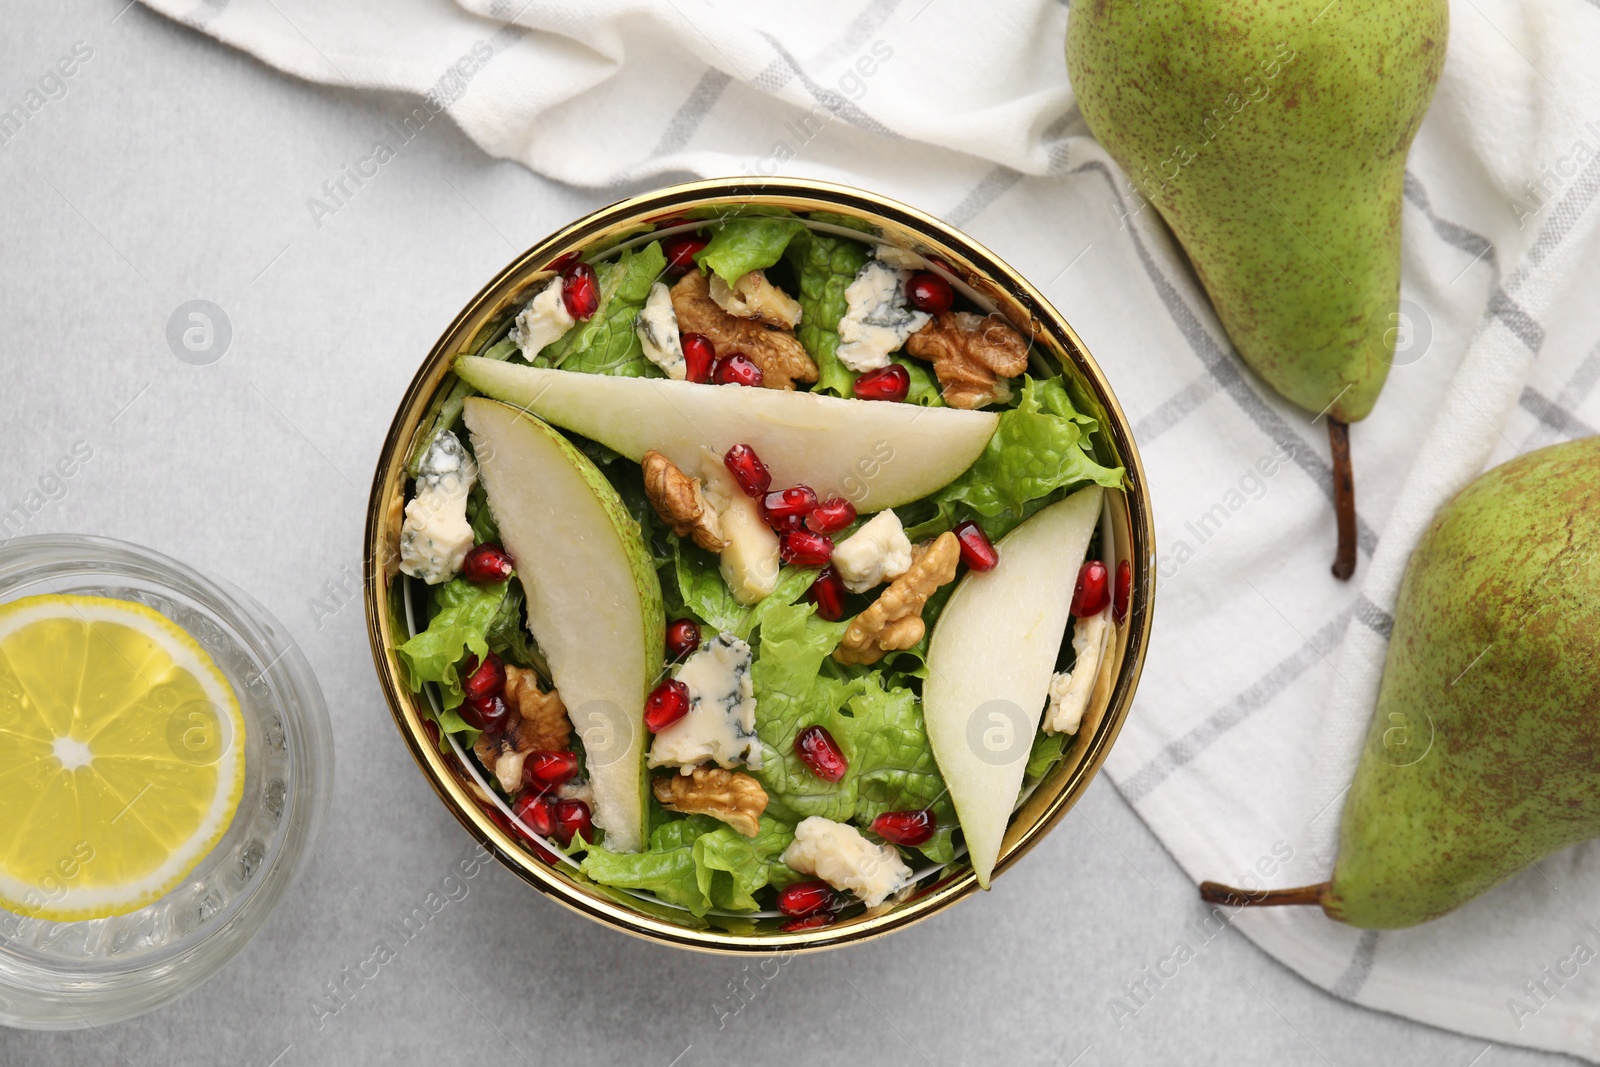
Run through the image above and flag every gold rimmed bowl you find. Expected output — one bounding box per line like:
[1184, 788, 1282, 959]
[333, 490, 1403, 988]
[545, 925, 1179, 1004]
[363, 177, 1155, 952]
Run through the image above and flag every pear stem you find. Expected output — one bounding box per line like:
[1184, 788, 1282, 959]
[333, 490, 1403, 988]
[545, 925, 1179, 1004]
[1328, 419, 1357, 581]
[1198, 881, 1328, 908]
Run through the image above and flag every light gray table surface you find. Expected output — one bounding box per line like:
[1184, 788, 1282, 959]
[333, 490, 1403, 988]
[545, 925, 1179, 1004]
[0, 4, 1575, 1065]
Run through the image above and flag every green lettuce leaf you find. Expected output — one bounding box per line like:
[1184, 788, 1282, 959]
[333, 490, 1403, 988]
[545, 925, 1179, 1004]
[580, 817, 711, 913]
[395, 578, 510, 731]
[694, 217, 807, 284]
[693, 817, 802, 912]
[465, 483, 499, 545]
[540, 241, 667, 376]
[1026, 730, 1072, 779]
[784, 227, 871, 397]
[672, 541, 817, 640]
[748, 602, 858, 823]
[741, 603, 957, 862]
[845, 681, 946, 822]
[479, 336, 518, 362]
[891, 355, 945, 407]
[579, 814, 799, 916]
[839, 674, 957, 863]
[910, 375, 1125, 541]
[485, 583, 545, 675]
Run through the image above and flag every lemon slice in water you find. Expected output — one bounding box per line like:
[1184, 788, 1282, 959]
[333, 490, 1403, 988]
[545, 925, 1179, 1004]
[0, 594, 245, 922]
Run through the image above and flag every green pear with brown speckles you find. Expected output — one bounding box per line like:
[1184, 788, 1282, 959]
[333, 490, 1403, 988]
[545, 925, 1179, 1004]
[1202, 437, 1600, 927]
[1327, 437, 1600, 927]
[1066, 0, 1447, 422]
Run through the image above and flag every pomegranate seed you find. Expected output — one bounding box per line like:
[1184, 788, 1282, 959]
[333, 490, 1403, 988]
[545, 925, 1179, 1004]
[1071, 560, 1110, 617]
[460, 692, 510, 733]
[804, 568, 846, 621]
[761, 485, 818, 529]
[872, 809, 937, 847]
[522, 751, 579, 792]
[795, 724, 847, 782]
[463, 652, 505, 701]
[561, 263, 599, 320]
[806, 497, 856, 535]
[906, 272, 953, 315]
[644, 678, 691, 732]
[545, 250, 581, 273]
[513, 792, 557, 837]
[781, 911, 837, 932]
[761, 508, 805, 532]
[1114, 559, 1132, 622]
[779, 530, 833, 567]
[952, 520, 999, 572]
[723, 444, 771, 497]
[777, 880, 837, 917]
[665, 618, 701, 658]
[553, 799, 594, 846]
[853, 364, 910, 402]
[681, 332, 716, 383]
[663, 234, 708, 276]
[713, 353, 763, 388]
[461, 543, 514, 583]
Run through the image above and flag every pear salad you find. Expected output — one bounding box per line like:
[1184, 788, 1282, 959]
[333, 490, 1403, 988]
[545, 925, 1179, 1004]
[392, 211, 1126, 928]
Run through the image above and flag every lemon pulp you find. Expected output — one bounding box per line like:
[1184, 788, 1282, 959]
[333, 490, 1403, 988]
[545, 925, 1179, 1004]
[0, 594, 245, 922]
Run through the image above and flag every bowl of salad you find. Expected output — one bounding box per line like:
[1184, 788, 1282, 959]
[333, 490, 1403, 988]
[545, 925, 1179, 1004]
[364, 177, 1154, 951]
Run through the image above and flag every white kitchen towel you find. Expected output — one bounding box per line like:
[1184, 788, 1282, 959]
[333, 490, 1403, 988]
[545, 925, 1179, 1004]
[141, 0, 1600, 1057]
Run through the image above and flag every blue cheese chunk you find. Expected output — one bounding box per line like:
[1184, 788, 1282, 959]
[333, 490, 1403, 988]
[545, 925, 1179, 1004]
[634, 281, 685, 379]
[648, 633, 762, 771]
[399, 431, 478, 585]
[781, 817, 913, 908]
[1044, 607, 1112, 736]
[830, 509, 913, 593]
[509, 276, 575, 358]
[835, 260, 930, 373]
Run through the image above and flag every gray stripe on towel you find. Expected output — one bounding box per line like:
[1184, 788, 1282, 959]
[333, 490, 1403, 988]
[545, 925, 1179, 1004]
[1120, 611, 1354, 804]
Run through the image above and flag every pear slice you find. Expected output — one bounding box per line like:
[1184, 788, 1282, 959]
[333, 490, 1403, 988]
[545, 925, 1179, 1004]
[454, 357, 999, 512]
[923, 486, 1105, 888]
[462, 398, 663, 853]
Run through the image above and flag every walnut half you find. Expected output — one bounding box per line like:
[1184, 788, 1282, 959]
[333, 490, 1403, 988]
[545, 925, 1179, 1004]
[708, 269, 803, 329]
[475, 667, 571, 794]
[506, 664, 570, 754]
[834, 532, 960, 666]
[653, 766, 769, 838]
[670, 271, 817, 390]
[904, 311, 1031, 409]
[643, 450, 727, 552]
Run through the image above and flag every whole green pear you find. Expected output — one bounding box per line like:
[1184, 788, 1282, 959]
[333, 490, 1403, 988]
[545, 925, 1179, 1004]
[1067, 0, 1447, 422]
[1068, 0, 1448, 578]
[1202, 437, 1600, 928]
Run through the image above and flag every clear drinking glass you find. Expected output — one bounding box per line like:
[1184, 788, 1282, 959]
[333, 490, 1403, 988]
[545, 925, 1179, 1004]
[0, 535, 334, 1029]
